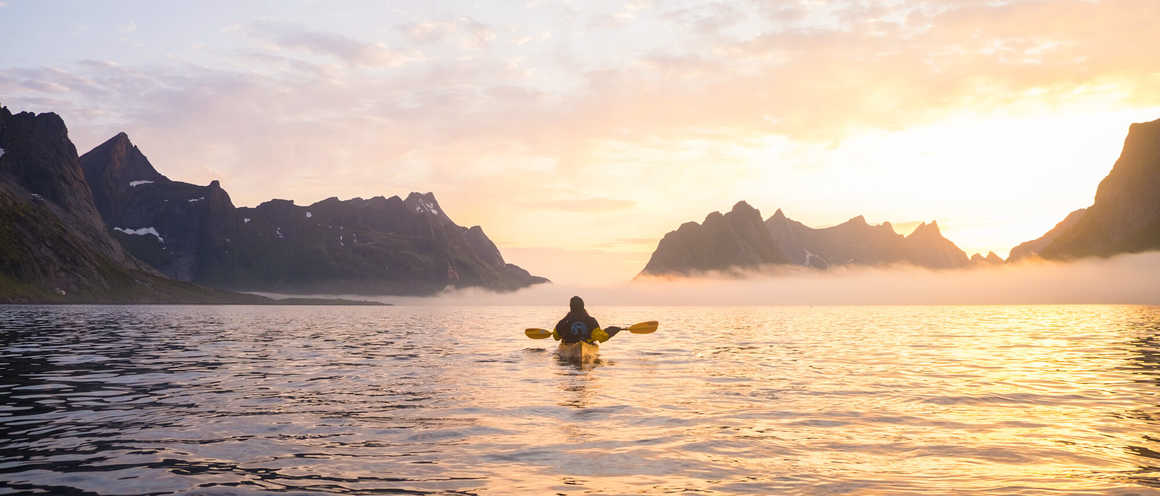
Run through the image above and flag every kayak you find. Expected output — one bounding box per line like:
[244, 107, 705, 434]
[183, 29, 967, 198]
[557, 341, 599, 363]
[526, 323, 657, 364]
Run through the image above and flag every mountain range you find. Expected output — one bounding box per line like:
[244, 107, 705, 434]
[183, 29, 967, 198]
[78, 132, 547, 295]
[640, 201, 971, 276]
[0, 105, 545, 302]
[0, 106, 270, 303]
[640, 117, 1160, 277]
[3, 102, 1157, 300]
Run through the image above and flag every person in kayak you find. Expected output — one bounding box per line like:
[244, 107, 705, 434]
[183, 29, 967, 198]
[554, 296, 609, 344]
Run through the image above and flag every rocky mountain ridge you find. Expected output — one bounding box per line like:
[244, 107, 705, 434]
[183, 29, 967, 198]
[0, 106, 275, 303]
[640, 201, 789, 274]
[80, 133, 547, 295]
[641, 202, 971, 276]
[1010, 118, 1160, 261]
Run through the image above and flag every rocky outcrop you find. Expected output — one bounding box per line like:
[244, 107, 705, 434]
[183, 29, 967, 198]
[767, 211, 969, 270]
[640, 202, 971, 276]
[970, 251, 1005, 266]
[1012, 118, 1160, 260]
[0, 105, 273, 303]
[902, 221, 971, 269]
[641, 201, 788, 275]
[1008, 209, 1087, 262]
[80, 134, 548, 295]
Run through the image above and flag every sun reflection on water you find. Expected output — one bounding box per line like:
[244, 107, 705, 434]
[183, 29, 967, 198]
[1, 304, 1160, 494]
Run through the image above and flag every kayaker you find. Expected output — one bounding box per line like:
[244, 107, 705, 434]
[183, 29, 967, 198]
[554, 296, 605, 344]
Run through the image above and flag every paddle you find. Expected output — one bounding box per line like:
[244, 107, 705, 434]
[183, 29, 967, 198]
[626, 320, 659, 334]
[525, 328, 553, 339]
[524, 321, 659, 339]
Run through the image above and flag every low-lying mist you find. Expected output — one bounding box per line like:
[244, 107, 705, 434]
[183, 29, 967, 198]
[378, 252, 1160, 306]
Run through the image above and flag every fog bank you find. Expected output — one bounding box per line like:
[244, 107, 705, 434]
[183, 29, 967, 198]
[379, 252, 1160, 306]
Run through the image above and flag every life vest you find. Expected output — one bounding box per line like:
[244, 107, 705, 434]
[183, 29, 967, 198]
[563, 318, 591, 343]
[558, 314, 597, 344]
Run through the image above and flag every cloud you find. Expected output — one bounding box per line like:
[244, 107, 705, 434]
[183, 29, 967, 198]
[2, 0, 1159, 284]
[251, 22, 417, 67]
[376, 252, 1160, 306]
[398, 17, 496, 50]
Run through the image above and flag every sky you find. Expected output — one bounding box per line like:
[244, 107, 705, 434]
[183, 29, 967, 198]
[1, 0, 1159, 285]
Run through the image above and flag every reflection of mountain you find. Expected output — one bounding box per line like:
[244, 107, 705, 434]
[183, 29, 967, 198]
[1011, 118, 1160, 261]
[80, 133, 548, 296]
[0, 106, 270, 303]
[640, 201, 969, 276]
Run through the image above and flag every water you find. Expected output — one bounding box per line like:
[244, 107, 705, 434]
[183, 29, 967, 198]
[2, 305, 1160, 495]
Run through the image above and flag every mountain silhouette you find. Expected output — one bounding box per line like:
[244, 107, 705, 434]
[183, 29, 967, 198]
[641, 203, 970, 276]
[1011, 118, 1160, 261]
[80, 133, 548, 295]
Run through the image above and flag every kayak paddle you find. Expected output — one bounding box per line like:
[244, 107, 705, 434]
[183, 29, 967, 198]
[524, 321, 658, 339]
[627, 320, 659, 334]
[525, 328, 553, 339]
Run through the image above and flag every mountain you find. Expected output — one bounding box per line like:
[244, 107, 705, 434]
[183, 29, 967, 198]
[765, 209, 968, 270]
[901, 221, 972, 268]
[80, 134, 547, 295]
[640, 203, 970, 276]
[1011, 118, 1160, 261]
[641, 201, 789, 275]
[1007, 208, 1087, 262]
[970, 251, 1005, 265]
[81, 133, 234, 282]
[0, 106, 273, 303]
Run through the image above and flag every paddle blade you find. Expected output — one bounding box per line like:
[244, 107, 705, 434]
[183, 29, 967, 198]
[628, 321, 659, 334]
[525, 328, 552, 339]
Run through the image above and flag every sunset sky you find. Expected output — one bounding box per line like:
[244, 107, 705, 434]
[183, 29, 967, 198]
[2, 0, 1158, 284]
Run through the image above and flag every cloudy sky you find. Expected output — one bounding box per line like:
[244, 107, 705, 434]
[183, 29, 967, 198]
[2, 0, 1158, 284]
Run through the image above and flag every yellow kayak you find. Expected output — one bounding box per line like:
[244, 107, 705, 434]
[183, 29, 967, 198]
[557, 341, 598, 363]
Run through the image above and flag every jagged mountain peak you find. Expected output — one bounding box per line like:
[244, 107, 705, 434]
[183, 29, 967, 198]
[908, 220, 942, 238]
[970, 251, 1006, 265]
[641, 201, 787, 275]
[404, 191, 445, 217]
[80, 132, 170, 213]
[643, 203, 971, 275]
[730, 200, 759, 215]
[107, 131, 132, 145]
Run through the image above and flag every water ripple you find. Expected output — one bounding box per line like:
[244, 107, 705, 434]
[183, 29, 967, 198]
[2, 304, 1160, 494]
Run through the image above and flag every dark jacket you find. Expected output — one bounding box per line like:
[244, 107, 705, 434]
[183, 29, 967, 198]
[555, 310, 600, 344]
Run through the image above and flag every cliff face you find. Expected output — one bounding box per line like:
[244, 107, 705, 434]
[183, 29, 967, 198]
[1015, 118, 1160, 260]
[81, 134, 547, 295]
[1008, 208, 1087, 262]
[640, 203, 971, 276]
[0, 106, 265, 303]
[214, 193, 547, 294]
[641, 201, 789, 275]
[82, 134, 235, 282]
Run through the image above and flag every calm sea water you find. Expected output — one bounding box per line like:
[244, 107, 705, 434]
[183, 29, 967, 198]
[2, 305, 1160, 495]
